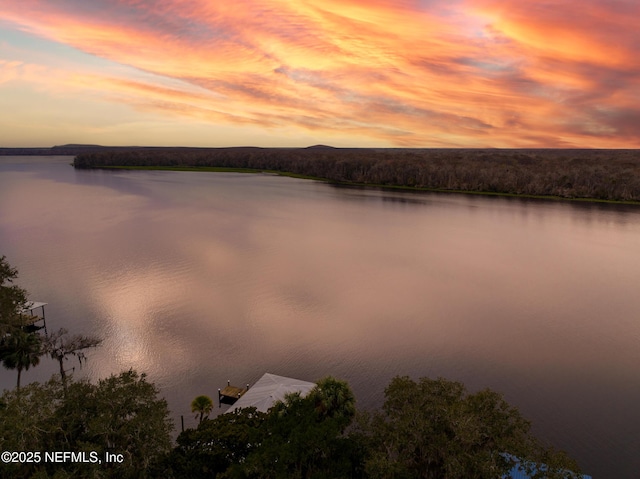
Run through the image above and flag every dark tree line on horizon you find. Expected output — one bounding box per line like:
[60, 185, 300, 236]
[73, 147, 640, 202]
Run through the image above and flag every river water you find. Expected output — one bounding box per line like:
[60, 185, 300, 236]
[1, 156, 639, 478]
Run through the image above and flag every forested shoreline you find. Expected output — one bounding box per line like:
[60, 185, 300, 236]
[70, 147, 640, 203]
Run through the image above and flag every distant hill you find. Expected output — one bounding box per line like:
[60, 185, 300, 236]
[305, 144, 336, 149]
[0, 147, 54, 155]
[53, 144, 105, 148]
[0, 144, 141, 156]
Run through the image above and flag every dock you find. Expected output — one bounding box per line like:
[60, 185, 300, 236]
[218, 380, 249, 407]
[21, 301, 48, 333]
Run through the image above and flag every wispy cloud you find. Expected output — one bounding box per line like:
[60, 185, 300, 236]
[1, 0, 638, 146]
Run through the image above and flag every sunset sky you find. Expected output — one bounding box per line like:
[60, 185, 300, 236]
[1, 0, 638, 148]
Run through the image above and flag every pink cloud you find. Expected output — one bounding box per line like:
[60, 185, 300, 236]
[0, 0, 638, 147]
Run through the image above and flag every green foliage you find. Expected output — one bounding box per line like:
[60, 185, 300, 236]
[163, 377, 363, 479]
[162, 375, 583, 479]
[0, 370, 173, 479]
[1, 328, 43, 389]
[356, 376, 582, 479]
[227, 379, 362, 479]
[0, 256, 45, 389]
[191, 394, 214, 424]
[0, 374, 66, 455]
[164, 407, 268, 479]
[308, 376, 356, 429]
[0, 255, 30, 334]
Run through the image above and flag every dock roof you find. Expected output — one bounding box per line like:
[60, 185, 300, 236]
[22, 301, 47, 312]
[225, 373, 316, 414]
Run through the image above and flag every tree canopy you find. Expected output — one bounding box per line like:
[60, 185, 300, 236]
[234, 388, 361, 479]
[308, 376, 356, 428]
[74, 147, 640, 202]
[0, 370, 173, 479]
[0, 255, 30, 334]
[355, 376, 583, 479]
[0, 328, 42, 389]
[156, 375, 586, 479]
[166, 407, 268, 479]
[165, 377, 362, 479]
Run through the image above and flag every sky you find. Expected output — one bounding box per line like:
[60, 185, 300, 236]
[1, 0, 639, 148]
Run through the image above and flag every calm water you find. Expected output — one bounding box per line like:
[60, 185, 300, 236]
[1, 156, 639, 478]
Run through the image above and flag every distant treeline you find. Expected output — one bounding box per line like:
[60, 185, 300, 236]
[0, 145, 140, 156]
[73, 147, 640, 202]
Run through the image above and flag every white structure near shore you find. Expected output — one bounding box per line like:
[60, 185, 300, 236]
[225, 373, 315, 414]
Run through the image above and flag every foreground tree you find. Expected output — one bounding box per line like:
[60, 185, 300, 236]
[162, 375, 583, 479]
[357, 376, 582, 479]
[0, 328, 42, 389]
[233, 379, 363, 479]
[191, 394, 214, 424]
[308, 376, 356, 429]
[164, 407, 268, 479]
[164, 376, 363, 479]
[42, 327, 102, 390]
[1, 258, 102, 394]
[0, 255, 29, 332]
[1, 256, 45, 390]
[0, 370, 173, 479]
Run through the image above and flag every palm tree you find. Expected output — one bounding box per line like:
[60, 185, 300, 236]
[308, 376, 356, 429]
[1, 329, 43, 389]
[191, 395, 214, 424]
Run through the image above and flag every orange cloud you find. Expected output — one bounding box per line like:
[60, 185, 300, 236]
[0, 0, 639, 147]
[470, 0, 639, 66]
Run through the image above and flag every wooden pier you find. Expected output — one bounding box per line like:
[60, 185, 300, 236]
[21, 301, 48, 333]
[218, 380, 249, 407]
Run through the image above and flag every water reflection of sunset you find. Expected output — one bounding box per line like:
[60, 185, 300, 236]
[90, 264, 195, 384]
[2, 159, 640, 477]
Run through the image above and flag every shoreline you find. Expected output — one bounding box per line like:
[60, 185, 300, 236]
[87, 165, 640, 206]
